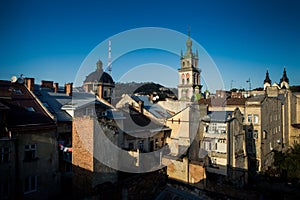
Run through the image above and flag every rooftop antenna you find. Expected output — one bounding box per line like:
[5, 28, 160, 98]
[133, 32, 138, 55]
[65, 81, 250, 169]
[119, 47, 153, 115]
[246, 78, 251, 97]
[246, 78, 251, 91]
[107, 40, 112, 75]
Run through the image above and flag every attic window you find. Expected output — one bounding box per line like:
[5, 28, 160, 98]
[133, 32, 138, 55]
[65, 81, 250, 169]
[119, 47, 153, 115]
[26, 107, 35, 112]
[14, 89, 23, 95]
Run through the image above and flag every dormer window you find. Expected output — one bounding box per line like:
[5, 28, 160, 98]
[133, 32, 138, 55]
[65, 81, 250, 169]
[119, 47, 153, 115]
[14, 89, 23, 95]
[26, 107, 35, 112]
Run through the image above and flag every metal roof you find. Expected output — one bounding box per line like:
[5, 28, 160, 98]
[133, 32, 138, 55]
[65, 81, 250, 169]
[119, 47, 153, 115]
[132, 95, 172, 119]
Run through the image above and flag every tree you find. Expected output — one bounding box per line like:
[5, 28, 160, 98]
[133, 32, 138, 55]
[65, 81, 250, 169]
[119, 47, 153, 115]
[273, 144, 300, 180]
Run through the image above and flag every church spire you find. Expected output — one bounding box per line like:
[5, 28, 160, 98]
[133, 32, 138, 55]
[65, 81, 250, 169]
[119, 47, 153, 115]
[184, 28, 193, 58]
[280, 67, 289, 84]
[264, 69, 271, 84]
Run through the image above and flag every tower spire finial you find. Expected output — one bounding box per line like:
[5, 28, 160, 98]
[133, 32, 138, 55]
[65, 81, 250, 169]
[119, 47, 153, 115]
[264, 69, 271, 84]
[188, 25, 191, 38]
[280, 66, 289, 84]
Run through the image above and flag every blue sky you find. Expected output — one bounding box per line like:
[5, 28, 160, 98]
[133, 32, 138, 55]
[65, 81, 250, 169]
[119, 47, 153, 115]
[0, 0, 299, 91]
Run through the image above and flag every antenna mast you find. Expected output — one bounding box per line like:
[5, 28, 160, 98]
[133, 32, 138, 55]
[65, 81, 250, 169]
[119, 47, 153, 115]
[107, 40, 112, 75]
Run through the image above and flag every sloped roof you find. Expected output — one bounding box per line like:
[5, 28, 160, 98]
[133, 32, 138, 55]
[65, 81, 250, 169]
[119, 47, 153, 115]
[0, 80, 55, 129]
[119, 106, 170, 137]
[35, 86, 72, 122]
[132, 95, 172, 119]
[202, 111, 233, 123]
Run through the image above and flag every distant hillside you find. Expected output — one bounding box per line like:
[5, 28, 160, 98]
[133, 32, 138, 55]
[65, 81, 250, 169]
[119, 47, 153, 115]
[114, 82, 178, 99]
[290, 85, 300, 93]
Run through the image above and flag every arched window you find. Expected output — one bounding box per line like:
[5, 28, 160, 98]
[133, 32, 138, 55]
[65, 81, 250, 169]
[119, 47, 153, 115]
[187, 78, 190, 84]
[182, 79, 185, 84]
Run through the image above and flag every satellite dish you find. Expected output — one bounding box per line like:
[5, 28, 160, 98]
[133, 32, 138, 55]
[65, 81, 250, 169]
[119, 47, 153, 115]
[17, 77, 24, 84]
[11, 76, 17, 83]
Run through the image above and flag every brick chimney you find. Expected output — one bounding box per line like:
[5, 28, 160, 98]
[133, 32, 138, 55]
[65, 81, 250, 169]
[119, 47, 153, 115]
[24, 78, 35, 92]
[65, 83, 73, 96]
[54, 83, 59, 93]
[138, 100, 144, 114]
[41, 80, 54, 89]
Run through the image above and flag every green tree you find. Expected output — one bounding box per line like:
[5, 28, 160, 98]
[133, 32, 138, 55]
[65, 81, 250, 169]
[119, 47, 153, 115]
[274, 144, 300, 180]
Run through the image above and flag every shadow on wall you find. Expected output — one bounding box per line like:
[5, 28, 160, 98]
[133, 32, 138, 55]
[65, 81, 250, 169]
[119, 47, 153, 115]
[70, 164, 168, 200]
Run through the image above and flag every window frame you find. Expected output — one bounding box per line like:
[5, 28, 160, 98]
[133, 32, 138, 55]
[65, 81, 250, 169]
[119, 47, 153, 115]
[0, 147, 10, 164]
[253, 114, 259, 124]
[24, 144, 37, 162]
[24, 175, 37, 194]
[247, 114, 252, 123]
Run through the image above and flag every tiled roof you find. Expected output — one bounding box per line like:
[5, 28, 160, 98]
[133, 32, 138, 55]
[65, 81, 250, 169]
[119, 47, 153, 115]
[199, 97, 246, 107]
[0, 80, 55, 129]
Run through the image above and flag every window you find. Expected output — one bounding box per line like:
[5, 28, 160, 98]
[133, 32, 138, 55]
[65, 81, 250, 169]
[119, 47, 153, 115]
[24, 176, 37, 194]
[247, 114, 252, 123]
[182, 79, 185, 85]
[1, 147, 10, 163]
[187, 78, 190, 84]
[138, 140, 144, 151]
[24, 144, 36, 161]
[155, 139, 159, 149]
[85, 108, 94, 116]
[253, 130, 258, 139]
[253, 115, 259, 124]
[14, 89, 23, 95]
[263, 130, 267, 139]
[26, 107, 35, 112]
[128, 143, 134, 150]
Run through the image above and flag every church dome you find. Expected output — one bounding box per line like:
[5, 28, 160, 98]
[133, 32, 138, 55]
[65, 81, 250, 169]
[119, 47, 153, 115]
[84, 70, 114, 84]
[83, 59, 114, 84]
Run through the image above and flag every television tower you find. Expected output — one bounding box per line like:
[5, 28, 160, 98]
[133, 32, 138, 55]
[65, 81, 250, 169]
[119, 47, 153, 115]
[107, 40, 112, 75]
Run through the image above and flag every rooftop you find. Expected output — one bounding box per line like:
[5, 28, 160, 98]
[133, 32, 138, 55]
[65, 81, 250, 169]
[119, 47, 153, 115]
[0, 80, 55, 129]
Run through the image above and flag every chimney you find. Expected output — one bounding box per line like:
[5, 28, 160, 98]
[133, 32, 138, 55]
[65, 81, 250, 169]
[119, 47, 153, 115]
[97, 85, 103, 99]
[54, 83, 59, 93]
[24, 78, 35, 92]
[138, 100, 144, 114]
[65, 83, 73, 96]
[149, 94, 154, 103]
[41, 80, 54, 89]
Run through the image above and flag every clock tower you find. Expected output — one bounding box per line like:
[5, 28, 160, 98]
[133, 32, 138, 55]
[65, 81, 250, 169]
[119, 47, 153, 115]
[178, 32, 202, 101]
